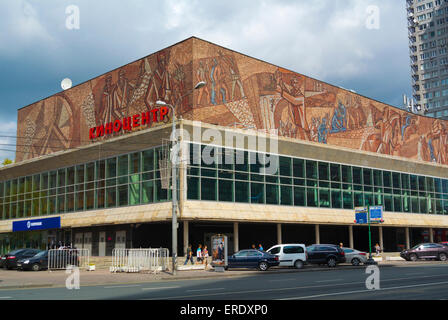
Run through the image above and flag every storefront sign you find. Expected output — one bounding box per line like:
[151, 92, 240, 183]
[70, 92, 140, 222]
[13, 217, 61, 232]
[89, 107, 169, 140]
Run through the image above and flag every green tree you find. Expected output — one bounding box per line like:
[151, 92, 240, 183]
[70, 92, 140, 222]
[1, 158, 13, 166]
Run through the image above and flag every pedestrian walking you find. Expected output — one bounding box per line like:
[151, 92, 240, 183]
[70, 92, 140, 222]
[203, 245, 209, 268]
[196, 244, 203, 264]
[184, 244, 194, 265]
[258, 244, 263, 251]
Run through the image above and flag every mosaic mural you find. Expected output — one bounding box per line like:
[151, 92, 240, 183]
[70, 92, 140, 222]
[16, 37, 448, 166]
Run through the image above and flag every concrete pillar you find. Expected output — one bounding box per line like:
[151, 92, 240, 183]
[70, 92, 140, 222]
[429, 228, 434, 243]
[233, 222, 239, 253]
[315, 224, 320, 244]
[379, 226, 384, 252]
[183, 221, 189, 256]
[405, 227, 410, 249]
[277, 224, 282, 244]
[349, 225, 354, 249]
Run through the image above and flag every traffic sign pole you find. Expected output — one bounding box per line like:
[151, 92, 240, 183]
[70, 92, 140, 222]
[365, 204, 377, 266]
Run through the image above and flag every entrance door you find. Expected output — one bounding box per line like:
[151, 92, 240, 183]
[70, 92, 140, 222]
[83, 232, 92, 254]
[99, 232, 106, 257]
[74, 233, 83, 250]
[47, 235, 57, 250]
[115, 231, 126, 249]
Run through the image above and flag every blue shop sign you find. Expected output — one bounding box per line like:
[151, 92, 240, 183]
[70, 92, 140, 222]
[13, 217, 61, 232]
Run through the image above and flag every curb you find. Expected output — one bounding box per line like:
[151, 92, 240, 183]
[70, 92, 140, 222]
[0, 283, 54, 290]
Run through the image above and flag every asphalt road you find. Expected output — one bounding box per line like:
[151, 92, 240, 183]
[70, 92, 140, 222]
[1, 263, 448, 300]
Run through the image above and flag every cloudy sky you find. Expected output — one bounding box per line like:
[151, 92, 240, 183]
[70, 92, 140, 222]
[0, 0, 410, 163]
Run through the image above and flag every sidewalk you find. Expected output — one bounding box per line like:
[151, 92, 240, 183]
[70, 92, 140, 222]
[0, 259, 443, 290]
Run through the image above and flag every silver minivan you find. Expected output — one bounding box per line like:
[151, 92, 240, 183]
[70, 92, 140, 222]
[266, 244, 307, 269]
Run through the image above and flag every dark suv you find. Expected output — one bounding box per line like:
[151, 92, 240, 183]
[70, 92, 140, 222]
[400, 243, 448, 261]
[306, 244, 346, 267]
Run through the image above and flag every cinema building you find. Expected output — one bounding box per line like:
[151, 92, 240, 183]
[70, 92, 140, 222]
[1, 37, 448, 256]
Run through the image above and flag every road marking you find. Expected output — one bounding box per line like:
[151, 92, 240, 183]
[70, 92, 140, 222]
[104, 285, 141, 289]
[406, 273, 423, 275]
[142, 286, 180, 291]
[279, 280, 448, 300]
[269, 278, 297, 282]
[186, 288, 225, 292]
[0, 297, 12, 299]
[316, 279, 343, 283]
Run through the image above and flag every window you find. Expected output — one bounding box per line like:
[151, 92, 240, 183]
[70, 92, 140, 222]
[268, 247, 281, 255]
[283, 246, 304, 254]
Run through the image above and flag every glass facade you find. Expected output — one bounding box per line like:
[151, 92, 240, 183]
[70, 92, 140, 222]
[186, 143, 448, 215]
[0, 146, 171, 220]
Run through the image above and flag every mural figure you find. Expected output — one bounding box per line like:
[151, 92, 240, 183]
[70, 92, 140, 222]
[346, 96, 367, 130]
[155, 52, 173, 103]
[318, 116, 329, 144]
[310, 117, 319, 142]
[330, 101, 347, 133]
[142, 59, 160, 109]
[196, 61, 210, 106]
[273, 72, 309, 140]
[426, 120, 448, 163]
[98, 75, 121, 124]
[219, 52, 245, 101]
[112, 69, 135, 118]
[210, 58, 228, 105]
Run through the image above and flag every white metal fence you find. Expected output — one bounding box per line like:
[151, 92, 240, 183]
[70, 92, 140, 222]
[48, 249, 90, 270]
[110, 248, 169, 273]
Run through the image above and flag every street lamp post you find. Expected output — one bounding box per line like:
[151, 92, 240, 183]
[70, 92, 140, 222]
[156, 81, 206, 275]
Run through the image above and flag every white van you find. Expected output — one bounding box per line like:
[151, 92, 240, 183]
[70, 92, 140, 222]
[266, 244, 307, 269]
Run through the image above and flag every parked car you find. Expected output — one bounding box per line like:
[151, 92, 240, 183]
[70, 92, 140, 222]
[306, 244, 346, 267]
[342, 247, 368, 266]
[1, 249, 42, 270]
[226, 249, 279, 271]
[17, 250, 48, 271]
[440, 242, 448, 247]
[400, 243, 448, 261]
[266, 244, 307, 269]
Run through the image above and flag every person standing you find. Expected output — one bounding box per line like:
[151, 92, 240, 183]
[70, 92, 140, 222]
[184, 244, 194, 265]
[375, 243, 381, 256]
[203, 245, 209, 268]
[196, 244, 203, 264]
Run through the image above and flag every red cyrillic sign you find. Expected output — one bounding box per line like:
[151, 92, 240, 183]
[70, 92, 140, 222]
[89, 106, 169, 140]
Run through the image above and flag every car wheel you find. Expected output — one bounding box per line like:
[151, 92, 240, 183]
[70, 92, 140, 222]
[294, 260, 304, 269]
[410, 254, 418, 262]
[31, 263, 40, 272]
[351, 258, 361, 266]
[327, 257, 337, 268]
[258, 261, 269, 271]
[224, 266, 228, 271]
[438, 253, 447, 262]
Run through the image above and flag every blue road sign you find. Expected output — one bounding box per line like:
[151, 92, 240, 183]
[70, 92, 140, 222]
[369, 206, 383, 222]
[355, 207, 368, 224]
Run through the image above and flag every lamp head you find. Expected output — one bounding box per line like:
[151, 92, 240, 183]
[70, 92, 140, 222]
[156, 100, 167, 107]
[194, 81, 206, 90]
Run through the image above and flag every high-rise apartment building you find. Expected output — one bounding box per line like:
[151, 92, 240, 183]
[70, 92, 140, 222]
[407, 0, 448, 119]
